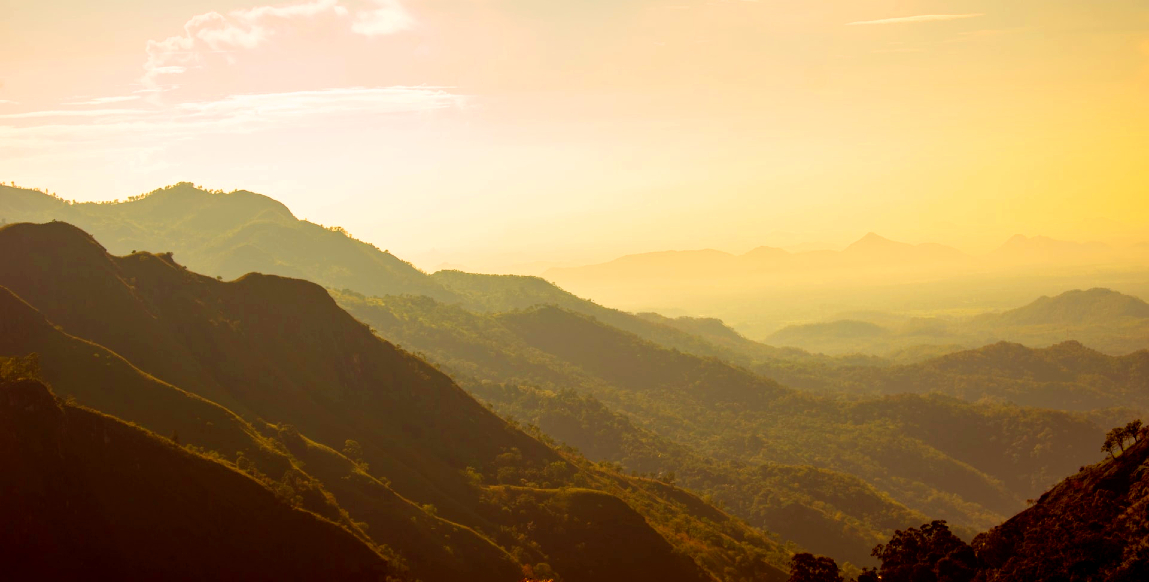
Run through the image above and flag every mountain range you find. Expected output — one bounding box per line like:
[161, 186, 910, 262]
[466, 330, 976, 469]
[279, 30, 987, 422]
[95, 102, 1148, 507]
[0, 221, 789, 581]
[544, 232, 1141, 285]
[2, 182, 1143, 578]
[538, 230, 1149, 336]
[767, 288, 1149, 356]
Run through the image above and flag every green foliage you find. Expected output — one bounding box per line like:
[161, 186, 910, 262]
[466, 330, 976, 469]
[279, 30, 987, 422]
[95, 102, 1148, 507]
[788, 553, 843, 582]
[0, 182, 453, 300]
[870, 521, 975, 582]
[342, 439, 366, 465]
[835, 433, 1149, 581]
[0, 378, 394, 580]
[1102, 419, 1144, 457]
[0, 220, 788, 582]
[0, 353, 41, 382]
[333, 289, 1101, 566]
[762, 288, 1149, 357]
[764, 340, 1149, 414]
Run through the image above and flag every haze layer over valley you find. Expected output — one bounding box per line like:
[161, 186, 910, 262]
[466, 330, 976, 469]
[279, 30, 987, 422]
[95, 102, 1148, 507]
[5, 182, 1147, 577]
[544, 233, 1149, 347]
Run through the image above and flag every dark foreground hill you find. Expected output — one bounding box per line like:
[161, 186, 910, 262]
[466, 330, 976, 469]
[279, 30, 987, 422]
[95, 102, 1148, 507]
[0, 375, 394, 582]
[799, 423, 1149, 581]
[0, 289, 519, 582]
[969, 426, 1149, 580]
[0, 221, 786, 581]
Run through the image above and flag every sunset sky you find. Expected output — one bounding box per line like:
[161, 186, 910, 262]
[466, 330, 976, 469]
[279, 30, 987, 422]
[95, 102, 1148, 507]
[2, 0, 1148, 271]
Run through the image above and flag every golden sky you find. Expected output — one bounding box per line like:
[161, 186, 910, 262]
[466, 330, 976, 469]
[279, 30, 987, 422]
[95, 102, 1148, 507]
[2, 0, 1148, 271]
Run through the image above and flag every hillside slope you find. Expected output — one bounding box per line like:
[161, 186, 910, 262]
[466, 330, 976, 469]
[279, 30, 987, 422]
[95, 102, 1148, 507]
[0, 291, 521, 582]
[0, 376, 393, 581]
[856, 425, 1149, 581]
[331, 291, 1103, 565]
[971, 428, 1149, 580]
[766, 340, 1149, 414]
[0, 221, 784, 582]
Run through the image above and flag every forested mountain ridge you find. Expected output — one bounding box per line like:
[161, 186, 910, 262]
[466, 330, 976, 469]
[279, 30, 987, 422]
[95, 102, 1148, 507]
[0, 290, 520, 582]
[0, 374, 396, 582]
[765, 288, 1149, 357]
[2, 183, 1131, 573]
[0, 221, 788, 582]
[986, 287, 1149, 324]
[0, 183, 824, 367]
[968, 423, 1149, 580]
[799, 421, 1149, 581]
[763, 340, 1149, 414]
[332, 290, 1105, 565]
[0, 183, 454, 301]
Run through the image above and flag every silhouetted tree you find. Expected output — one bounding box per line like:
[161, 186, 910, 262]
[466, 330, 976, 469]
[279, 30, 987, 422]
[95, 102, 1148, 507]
[1103, 420, 1142, 457]
[1126, 419, 1143, 443]
[871, 520, 975, 582]
[342, 439, 364, 463]
[788, 553, 843, 582]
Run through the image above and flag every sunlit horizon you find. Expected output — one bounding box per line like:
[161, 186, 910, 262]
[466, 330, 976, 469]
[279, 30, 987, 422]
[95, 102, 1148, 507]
[4, 0, 1149, 273]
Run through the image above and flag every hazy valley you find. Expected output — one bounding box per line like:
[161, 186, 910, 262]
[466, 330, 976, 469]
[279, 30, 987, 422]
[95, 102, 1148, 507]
[3, 182, 1148, 580]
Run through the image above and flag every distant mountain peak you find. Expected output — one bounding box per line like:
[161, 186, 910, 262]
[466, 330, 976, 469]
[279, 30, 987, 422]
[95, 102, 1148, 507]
[841, 232, 966, 261]
[994, 287, 1149, 325]
[854, 232, 895, 245]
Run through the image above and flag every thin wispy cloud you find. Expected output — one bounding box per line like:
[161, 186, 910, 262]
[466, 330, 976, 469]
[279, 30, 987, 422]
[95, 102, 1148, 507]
[0, 108, 148, 120]
[0, 86, 465, 154]
[63, 95, 143, 106]
[143, 0, 413, 87]
[0, 100, 18, 105]
[847, 14, 985, 26]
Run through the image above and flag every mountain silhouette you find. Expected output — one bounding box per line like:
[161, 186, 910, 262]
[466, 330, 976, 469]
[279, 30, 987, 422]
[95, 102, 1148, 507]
[0, 183, 455, 300]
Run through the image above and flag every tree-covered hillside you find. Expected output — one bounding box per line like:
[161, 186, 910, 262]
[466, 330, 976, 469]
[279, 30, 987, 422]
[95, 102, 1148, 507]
[761, 340, 1149, 415]
[0, 221, 789, 582]
[0, 372, 396, 582]
[0, 183, 454, 300]
[765, 288, 1149, 357]
[794, 420, 1149, 581]
[332, 290, 1104, 565]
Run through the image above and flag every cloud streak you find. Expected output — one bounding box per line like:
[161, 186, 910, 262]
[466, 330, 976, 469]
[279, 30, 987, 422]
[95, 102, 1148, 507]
[0, 86, 466, 154]
[847, 14, 985, 26]
[63, 96, 143, 106]
[143, 0, 413, 87]
[0, 108, 148, 120]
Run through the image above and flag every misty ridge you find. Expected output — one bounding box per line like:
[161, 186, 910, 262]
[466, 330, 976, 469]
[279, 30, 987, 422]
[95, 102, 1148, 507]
[3, 181, 1149, 581]
[542, 232, 1149, 343]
